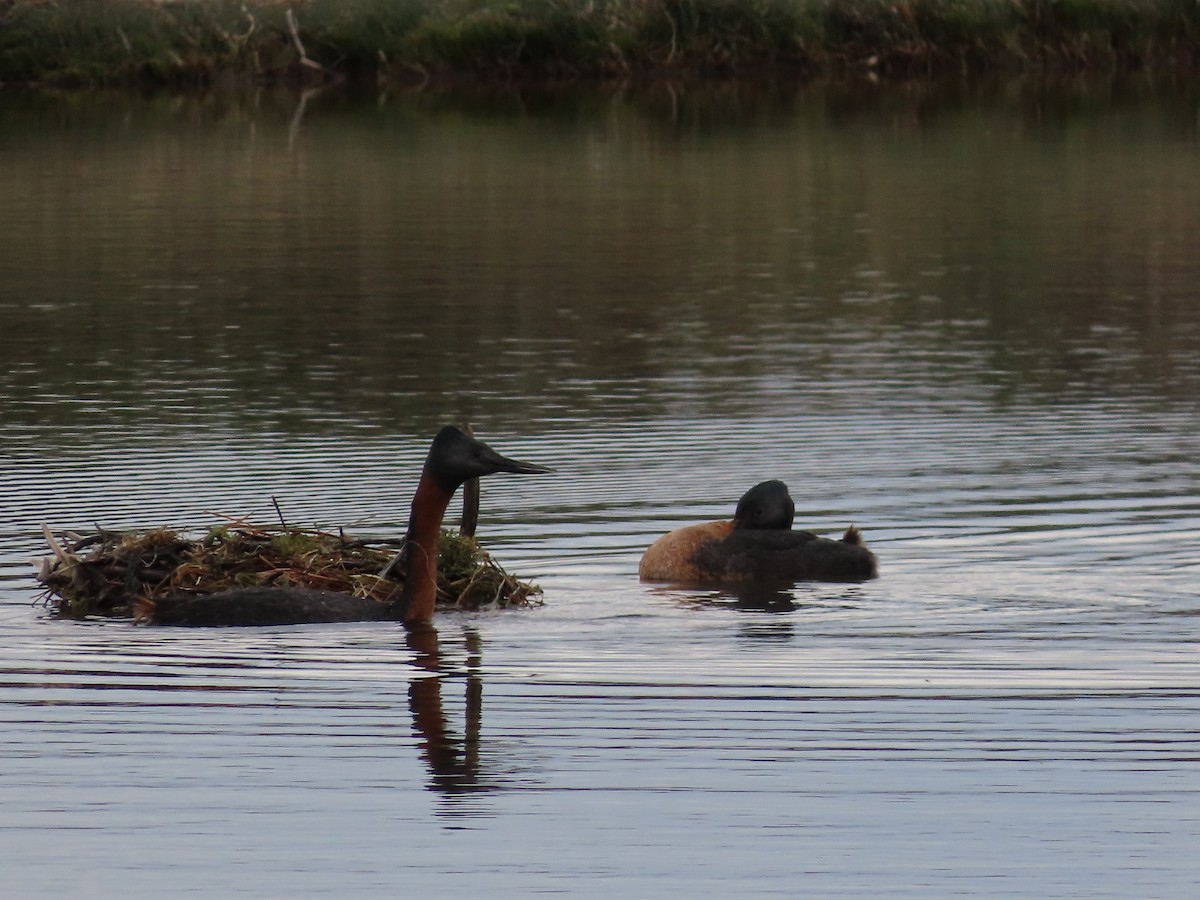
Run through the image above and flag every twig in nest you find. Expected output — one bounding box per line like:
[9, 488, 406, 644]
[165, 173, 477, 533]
[271, 496, 287, 529]
[379, 539, 407, 579]
[41, 522, 72, 566]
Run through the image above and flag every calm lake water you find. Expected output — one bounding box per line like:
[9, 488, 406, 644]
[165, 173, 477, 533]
[1, 79, 1198, 897]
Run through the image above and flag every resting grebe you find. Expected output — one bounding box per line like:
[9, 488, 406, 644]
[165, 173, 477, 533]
[639, 480, 876, 584]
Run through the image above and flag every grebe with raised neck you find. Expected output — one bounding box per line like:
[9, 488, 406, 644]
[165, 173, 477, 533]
[148, 426, 549, 627]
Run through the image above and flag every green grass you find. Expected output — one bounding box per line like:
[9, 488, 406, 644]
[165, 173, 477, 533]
[3, 0, 1200, 86]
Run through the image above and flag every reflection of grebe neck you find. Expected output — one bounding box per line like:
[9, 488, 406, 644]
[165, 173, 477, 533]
[406, 624, 450, 784]
[406, 620, 442, 670]
[406, 626, 486, 795]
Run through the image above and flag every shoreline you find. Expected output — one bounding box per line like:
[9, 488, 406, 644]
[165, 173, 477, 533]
[2, 0, 1200, 89]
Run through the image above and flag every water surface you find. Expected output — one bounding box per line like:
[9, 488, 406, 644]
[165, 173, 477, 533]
[1, 81, 1198, 897]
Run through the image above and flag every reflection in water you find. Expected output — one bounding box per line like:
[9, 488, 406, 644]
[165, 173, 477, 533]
[406, 625, 492, 802]
[721, 583, 801, 613]
[699, 583, 802, 613]
[735, 619, 798, 644]
[0, 82, 1198, 448]
[658, 581, 871, 615]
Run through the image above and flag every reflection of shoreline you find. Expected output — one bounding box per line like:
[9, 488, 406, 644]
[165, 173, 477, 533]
[8, 89, 1200, 445]
[407, 625, 490, 798]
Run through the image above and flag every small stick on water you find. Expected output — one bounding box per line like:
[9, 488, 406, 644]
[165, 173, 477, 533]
[271, 496, 288, 529]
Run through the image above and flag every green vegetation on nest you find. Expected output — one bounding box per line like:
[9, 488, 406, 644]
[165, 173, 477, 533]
[2, 0, 1199, 86]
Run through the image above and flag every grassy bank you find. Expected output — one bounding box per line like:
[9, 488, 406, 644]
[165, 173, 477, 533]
[2, 0, 1200, 86]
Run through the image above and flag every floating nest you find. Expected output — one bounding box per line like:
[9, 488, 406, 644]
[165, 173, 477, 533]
[36, 523, 542, 622]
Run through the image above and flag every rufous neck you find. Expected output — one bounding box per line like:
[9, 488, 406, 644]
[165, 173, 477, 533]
[400, 469, 454, 626]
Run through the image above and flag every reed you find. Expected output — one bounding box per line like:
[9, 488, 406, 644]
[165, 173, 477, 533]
[2, 0, 1199, 85]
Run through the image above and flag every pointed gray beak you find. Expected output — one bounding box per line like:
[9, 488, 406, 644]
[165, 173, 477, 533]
[481, 448, 552, 476]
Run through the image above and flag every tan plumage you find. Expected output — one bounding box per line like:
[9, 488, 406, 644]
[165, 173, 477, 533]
[639, 520, 735, 582]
